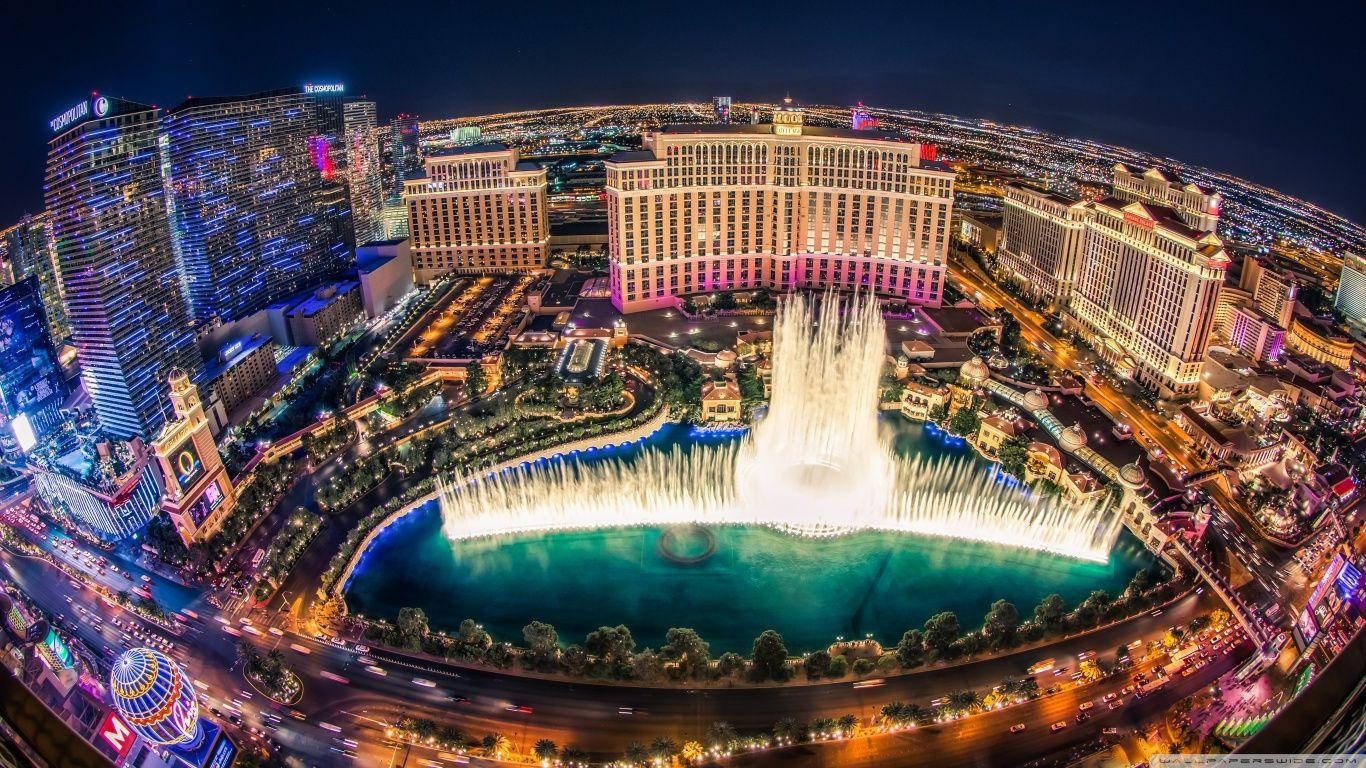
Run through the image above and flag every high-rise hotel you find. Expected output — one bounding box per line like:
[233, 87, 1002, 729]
[1069, 165, 1227, 398]
[161, 85, 353, 323]
[604, 103, 954, 313]
[998, 184, 1088, 304]
[344, 99, 386, 246]
[1000, 164, 1228, 399]
[45, 95, 201, 439]
[404, 144, 548, 282]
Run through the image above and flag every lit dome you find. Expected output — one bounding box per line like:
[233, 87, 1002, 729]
[1059, 423, 1087, 451]
[110, 648, 200, 746]
[1023, 389, 1049, 411]
[1119, 462, 1146, 490]
[960, 356, 990, 384]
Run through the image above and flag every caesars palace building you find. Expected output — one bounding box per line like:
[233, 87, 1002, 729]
[605, 105, 956, 313]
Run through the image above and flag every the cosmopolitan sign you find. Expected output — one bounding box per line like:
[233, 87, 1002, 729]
[304, 83, 344, 94]
[50, 100, 89, 132]
[49, 95, 110, 132]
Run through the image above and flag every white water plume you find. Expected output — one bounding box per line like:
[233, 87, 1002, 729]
[440, 293, 1123, 561]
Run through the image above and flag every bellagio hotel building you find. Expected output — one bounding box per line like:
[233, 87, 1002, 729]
[403, 143, 548, 282]
[605, 106, 955, 313]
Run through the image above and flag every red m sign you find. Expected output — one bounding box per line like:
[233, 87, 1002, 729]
[99, 711, 135, 762]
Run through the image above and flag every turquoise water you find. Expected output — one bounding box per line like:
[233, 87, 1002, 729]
[345, 420, 1156, 653]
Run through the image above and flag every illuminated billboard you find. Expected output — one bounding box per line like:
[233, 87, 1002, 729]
[170, 438, 205, 491]
[0, 277, 66, 451]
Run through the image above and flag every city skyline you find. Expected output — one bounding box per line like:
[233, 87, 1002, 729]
[1, 6, 1364, 767]
[2, 0, 1365, 226]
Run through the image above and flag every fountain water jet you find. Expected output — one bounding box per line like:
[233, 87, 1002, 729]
[439, 293, 1123, 561]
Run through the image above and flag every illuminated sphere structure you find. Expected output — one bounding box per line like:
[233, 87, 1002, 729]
[109, 647, 200, 746]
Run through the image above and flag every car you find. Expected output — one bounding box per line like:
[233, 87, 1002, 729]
[506, 705, 533, 714]
[353, 644, 370, 653]
[449, 695, 470, 705]
[1103, 693, 1118, 702]
[1051, 721, 1067, 732]
[1009, 723, 1026, 733]
[1079, 702, 1094, 711]
[1109, 699, 1123, 710]
[1075, 712, 1090, 723]
[1102, 727, 1119, 735]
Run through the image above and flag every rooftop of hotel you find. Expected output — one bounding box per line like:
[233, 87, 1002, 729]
[201, 333, 272, 382]
[355, 243, 409, 274]
[1094, 196, 1206, 240]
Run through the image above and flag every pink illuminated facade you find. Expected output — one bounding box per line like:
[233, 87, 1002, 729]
[605, 106, 954, 313]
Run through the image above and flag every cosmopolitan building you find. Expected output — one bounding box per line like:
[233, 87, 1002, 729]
[45, 95, 201, 440]
[161, 85, 353, 324]
[344, 99, 386, 245]
[404, 144, 548, 281]
[604, 103, 954, 313]
[998, 184, 1088, 303]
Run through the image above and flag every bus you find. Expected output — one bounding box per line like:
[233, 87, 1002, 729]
[250, 549, 266, 568]
[1027, 658, 1057, 675]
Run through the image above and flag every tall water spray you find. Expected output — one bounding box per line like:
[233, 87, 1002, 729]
[439, 293, 1124, 561]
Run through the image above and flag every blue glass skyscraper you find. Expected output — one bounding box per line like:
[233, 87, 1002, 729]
[45, 95, 201, 440]
[161, 85, 354, 324]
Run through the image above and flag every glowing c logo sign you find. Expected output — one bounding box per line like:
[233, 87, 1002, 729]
[93, 96, 110, 117]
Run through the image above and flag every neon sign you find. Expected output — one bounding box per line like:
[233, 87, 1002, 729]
[304, 83, 345, 94]
[50, 100, 90, 132]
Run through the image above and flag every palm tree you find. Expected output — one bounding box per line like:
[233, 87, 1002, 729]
[809, 717, 838, 739]
[772, 717, 802, 743]
[533, 739, 558, 763]
[837, 714, 859, 735]
[649, 737, 679, 764]
[705, 721, 737, 751]
[623, 741, 650, 766]
[482, 733, 512, 759]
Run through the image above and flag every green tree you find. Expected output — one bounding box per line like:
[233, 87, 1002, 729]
[927, 403, 948, 423]
[895, 628, 925, 667]
[923, 612, 961, 657]
[716, 651, 746, 678]
[982, 599, 1020, 649]
[561, 644, 589, 676]
[585, 625, 635, 671]
[827, 654, 849, 678]
[396, 606, 429, 650]
[464, 361, 487, 401]
[749, 630, 790, 681]
[997, 436, 1030, 479]
[947, 404, 981, 436]
[1033, 593, 1067, 629]
[803, 650, 831, 679]
[837, 714, 859, 735]
[712, 291, 737, 310]
[521, 620, 559, 669]
[661, 627, 711, 680]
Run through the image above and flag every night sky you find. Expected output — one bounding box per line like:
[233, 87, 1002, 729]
[5, 0, 1364, 225]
